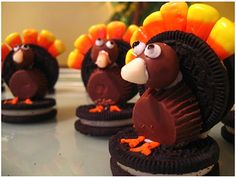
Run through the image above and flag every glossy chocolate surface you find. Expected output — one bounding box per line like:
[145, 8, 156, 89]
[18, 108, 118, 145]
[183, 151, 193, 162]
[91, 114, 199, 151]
[91, 39, 118, 65]
[133, 81, 202, 145]
[87, 66, 133, 105]
[13, 46, 34, 69]
[9, 69, 48, 100]
[140, 42, 179, 89]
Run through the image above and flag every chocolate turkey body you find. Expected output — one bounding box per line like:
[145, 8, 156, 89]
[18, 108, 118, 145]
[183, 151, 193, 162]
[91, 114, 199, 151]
[87, 67, 133, 105]
[133, 82, 202, 145]
[86, 39, 135, 105]
[122, 42, 203, 145]
[6, 44, 48, 100]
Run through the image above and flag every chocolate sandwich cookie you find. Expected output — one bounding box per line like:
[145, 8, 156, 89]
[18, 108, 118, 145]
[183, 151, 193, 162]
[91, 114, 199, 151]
[2, 98, 57, 123]
[75, 103, 134, 136]
[221, 111, 235, 144]
[109, 128, 220, 176]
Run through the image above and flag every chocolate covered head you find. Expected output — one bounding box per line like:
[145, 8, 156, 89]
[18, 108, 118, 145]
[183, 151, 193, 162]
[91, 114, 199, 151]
[121, 42, 179, 89]
[91, 38, 118, 69]
[12, 44, 34, 69]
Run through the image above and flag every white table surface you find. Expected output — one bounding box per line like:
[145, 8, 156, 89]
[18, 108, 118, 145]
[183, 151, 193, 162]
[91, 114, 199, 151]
[2, 69, 235, 176]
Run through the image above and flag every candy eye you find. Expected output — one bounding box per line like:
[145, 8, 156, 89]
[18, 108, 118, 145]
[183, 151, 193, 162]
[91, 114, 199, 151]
[95, 38, 104, 47]
[13, 45, 20, 52]
[21, 44, 30, 50]
[106, 40, 115, 49]
[144, 44, 161, 59]
[132, 41, 146, 56]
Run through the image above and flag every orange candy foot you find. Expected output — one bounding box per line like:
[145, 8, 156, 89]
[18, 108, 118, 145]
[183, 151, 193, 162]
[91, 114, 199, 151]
[121, 136, 160, 156]
[130, 141, 160, 156]
[110, 105, 121, 112]
[4, 97, 19, 104]
[120, 136, 145, 148]
[23, 98, 33, 105]
[89, 105, 104, 113]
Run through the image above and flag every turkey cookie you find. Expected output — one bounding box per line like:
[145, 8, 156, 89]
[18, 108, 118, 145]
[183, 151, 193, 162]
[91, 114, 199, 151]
[221, 111, 235, 144]
[109, 2, 234, 175]
[2, 29, 65, 123]
[68, 22, 138, 136]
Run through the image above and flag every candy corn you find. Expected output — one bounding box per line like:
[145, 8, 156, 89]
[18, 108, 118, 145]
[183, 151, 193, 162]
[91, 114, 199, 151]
[67, 49, 84, 69]
[37, 30, 56, 49]
[125, 49, 137, 64]
[74, 34, 92, 54]
[160, 2, 188, 31]
[122, 25, 139, 43]
[130, 27, 150, 46]
[22, 29, 38, 44]
[107, 21, 126, 39]
[5, 32, 22, 48]
[48, 40, 65, 57]
[186, 4, 220, 40]
[88, 24, 107, 42]
[207, 17, 235, 60]
[1, 43, 10, 62]
[143, 11, 165, 37]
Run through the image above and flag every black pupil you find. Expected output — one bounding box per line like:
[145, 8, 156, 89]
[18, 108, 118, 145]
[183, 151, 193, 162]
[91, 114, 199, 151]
[132, 41, 140, 48]
[97, 38, 101, 41]
[110, 41, 113, 45]
[147, 44, 154, 49]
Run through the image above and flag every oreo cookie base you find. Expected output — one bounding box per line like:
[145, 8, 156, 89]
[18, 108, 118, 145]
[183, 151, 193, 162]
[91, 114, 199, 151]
[109, 128, 220, 176]
[2, 98, 57, 123]
[75, 103, 134, 136]
[221, 126, 234, 144]
[221, 111, 234, 144]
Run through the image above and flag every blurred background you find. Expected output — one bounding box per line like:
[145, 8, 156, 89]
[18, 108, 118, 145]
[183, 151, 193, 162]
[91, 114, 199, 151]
[2, 2, 235, 67]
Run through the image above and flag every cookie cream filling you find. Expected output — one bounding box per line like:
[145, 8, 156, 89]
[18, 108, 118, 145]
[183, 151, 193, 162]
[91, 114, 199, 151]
[225, 125, 235, 134]
[2, 107, 54, 116]
[78, 117, 132, 127]
[117, 162, 214, 176]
